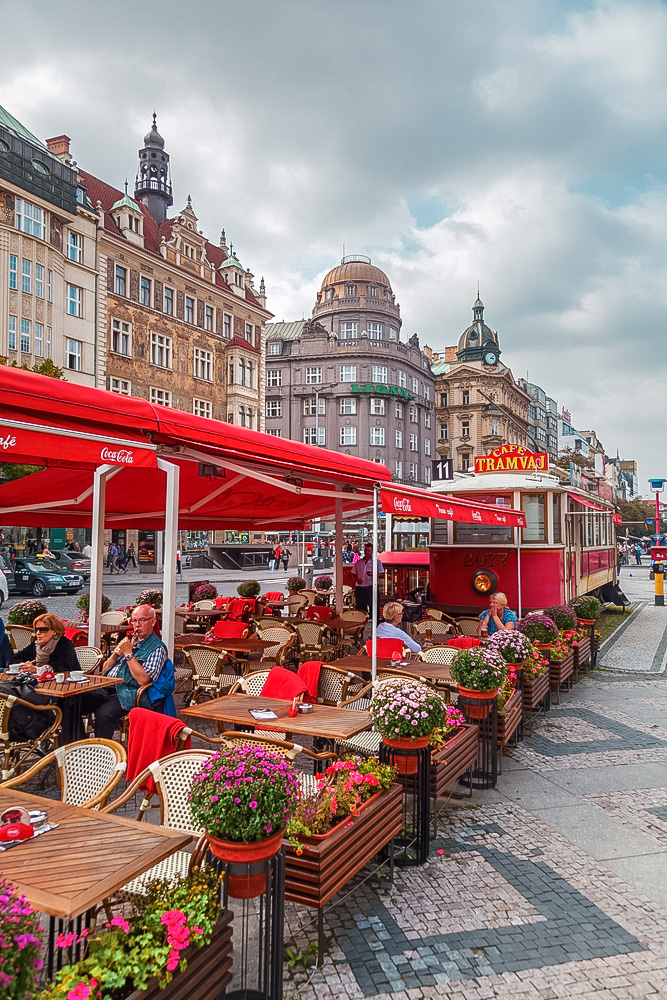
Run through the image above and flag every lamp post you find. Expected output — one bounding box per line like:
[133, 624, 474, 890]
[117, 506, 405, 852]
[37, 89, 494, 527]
[649, 479, 666, 606]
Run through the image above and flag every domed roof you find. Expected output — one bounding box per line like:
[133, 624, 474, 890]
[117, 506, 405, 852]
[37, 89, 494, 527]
[321, 255, 391, 290]
[458, 320, 498, 352]
[144, 113, 165, 149]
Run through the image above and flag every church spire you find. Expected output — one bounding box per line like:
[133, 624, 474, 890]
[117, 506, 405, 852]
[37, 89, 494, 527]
[134, 112, 173, 225]
[473, 286, 484, 322]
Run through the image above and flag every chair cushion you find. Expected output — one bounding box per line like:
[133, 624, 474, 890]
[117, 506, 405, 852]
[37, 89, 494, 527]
[365, 638, 404, 659]
[447, 637, 480, 649]
[213, 621, 248, 639]
[306, 606, 333, 621]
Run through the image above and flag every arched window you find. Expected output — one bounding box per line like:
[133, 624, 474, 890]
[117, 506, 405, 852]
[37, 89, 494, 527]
[245, 408, 253, 429]
[238, 359, 244, 384]
[246, 361, 253, 388]
[238, 406, 245, 425]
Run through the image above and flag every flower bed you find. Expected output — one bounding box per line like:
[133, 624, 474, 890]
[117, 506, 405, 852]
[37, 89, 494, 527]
[517, 613, 558, 647]
[429, 723, 479, 798]
[522, 648, 551, 712]
[7, 599, 48, 626]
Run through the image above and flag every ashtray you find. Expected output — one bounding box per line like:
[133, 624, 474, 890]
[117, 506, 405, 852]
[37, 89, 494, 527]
[297, 703, 314, 714]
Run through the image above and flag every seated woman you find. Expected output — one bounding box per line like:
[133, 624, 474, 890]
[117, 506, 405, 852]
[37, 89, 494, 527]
[10, 613, 79, 672]
[477, 593, 517, 637]
[377, 601, 422, 657]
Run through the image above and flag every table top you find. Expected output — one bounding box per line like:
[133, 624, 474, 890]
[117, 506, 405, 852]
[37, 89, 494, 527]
[334, 655, 455, 686]
[336, 655, 394, 673]
[174, 608, 227, 620]
[182, 694, 372, 739]
[279, 615, 349, 631]
[35, 674, 122, 699]
[174, 636, 274, 653]
[0, 787, 192, 919]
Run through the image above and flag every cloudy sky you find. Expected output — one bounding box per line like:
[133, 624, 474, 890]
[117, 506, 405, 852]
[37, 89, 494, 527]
[2, 0, 665, 482]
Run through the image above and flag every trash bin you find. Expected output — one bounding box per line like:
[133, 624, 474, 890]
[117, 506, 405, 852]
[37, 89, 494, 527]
[399, 600, 424, 624]
[299, 563, 314, 587]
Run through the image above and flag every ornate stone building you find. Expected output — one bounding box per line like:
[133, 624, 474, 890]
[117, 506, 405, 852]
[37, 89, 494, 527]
[432, 295, 530, 472]
[265, 255, 435, 484]
[0, 106, 99, 384]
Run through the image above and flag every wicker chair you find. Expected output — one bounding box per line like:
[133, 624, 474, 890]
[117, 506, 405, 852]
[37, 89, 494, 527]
[336, 610, 369, 655]
[294, 621, 336, 663]
[215, 731, 337, 796]
[419, 646, 458, 665]
[75, 646, 104, 674]
[317, 664, 361, 705]
[299, 589, 318, 607]
[0, 693, 62, 780]
[6, 625, 34, 653]
[100, 610, 129, 627]
[335, 683, 381, 758]
[285, 594, 308, 617]
[456, 617, 481, 637]
[252, 616, 286, 631]
[424, 609, 460, 629]
[182, 646, 241, 704]
[226, 672, 290, 740]
[256, 627, 297, 668]
[1, 738, 126, 809]
[192, 599, 216, 612]
[412, 620, 455, 642]
[342, 584, 355, 609]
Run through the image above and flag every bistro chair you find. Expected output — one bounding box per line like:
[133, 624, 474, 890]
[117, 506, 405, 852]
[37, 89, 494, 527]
[1, 738, 126, 809]
[182, 646, 241, 704]
[293, 621, 336, 663]
[192, 599, 216, 612]
[336, 610, 368, 656]
[317, 664, 363, 705]
[285, 593, 308, 617]
[342, 584, 355, 609]
[456, 617, 481, 637]
[227, 671, 289, 740]
[6, 624, 33, 653]
[75, 645, 104, 674]
[299, 589, 318, 607]
[424, 609, 460, 630]
[0, 693, 62, 780]
[100, 610, 129, 627]
[253, 615, 286, 631]
[412, 620, 456, 642]
[256, 627, 297, 668]
[215, 731, 337, 796]
[335, 683, 382, 758]
[212, 620, 250, 640]
[419, 646, 458, 666]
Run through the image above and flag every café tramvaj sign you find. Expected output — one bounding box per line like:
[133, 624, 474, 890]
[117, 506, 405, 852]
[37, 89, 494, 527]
[474, 444, 549, 474]
[351, 382, 415, 400]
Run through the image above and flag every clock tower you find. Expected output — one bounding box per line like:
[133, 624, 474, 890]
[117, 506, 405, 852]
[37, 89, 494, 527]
[455, 293, 501, 365]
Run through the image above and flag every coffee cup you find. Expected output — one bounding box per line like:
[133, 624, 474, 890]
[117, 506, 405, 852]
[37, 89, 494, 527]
[69, 670, 85, 681]
[54, 673, 65, 684]
[8, 665, 19, 674]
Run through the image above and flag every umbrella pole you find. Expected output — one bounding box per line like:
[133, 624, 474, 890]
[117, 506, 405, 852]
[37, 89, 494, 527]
[372, 484, 379, 683]
[157, 458, 180, 659]
[335, 498, 343, 614]
[89, 464, 118, 650]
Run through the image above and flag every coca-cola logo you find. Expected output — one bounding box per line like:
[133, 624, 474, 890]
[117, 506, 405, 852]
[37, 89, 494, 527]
[393, 497, 412, 512]
[0, 433, 17, 451]
[100, 447, 134, 464]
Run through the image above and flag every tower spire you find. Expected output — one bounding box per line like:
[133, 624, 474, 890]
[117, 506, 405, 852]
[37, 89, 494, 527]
[134, 112, 173, 225]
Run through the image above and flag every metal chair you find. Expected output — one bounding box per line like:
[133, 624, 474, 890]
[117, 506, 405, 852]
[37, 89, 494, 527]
[456, 617, 481, 637]
[182, 645, 241, 704]
[0, 693, 62, 780]
[317, 664, 361, 705]
[294, 621, 336, 662]
[6, 624, 33, 653]
[1, 738, 126, 809]
[412, 620, 455, 641]
[75, 646, 104, 674]
[256, 627, 297, 668]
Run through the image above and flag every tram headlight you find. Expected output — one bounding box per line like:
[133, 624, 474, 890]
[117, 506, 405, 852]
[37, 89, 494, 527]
[471, 569, 499, 595]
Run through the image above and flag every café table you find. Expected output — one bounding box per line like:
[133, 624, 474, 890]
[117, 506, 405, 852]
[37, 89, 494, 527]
[0, 786, 192, 978]
[334, 654, 457, 689]
[173, 635, 275, 655]
[182, 693, 372, 742]
[35, 674, 123, 744]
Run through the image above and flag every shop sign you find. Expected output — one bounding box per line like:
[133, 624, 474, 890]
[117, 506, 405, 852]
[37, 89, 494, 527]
[474, 444, 549, 474]
[138, 530, 156, 564]
[351, 383, 414, 400]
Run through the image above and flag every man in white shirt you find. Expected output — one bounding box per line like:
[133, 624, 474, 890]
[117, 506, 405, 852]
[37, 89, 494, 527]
[82, 543, 92, 559]
[352, 542, 384, 615]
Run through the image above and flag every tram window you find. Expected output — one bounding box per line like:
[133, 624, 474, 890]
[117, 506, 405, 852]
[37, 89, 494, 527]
[586, 514, 593, 547]
[521, 494, 546, 542]
[454, 522, 512, 544]
[552, 493, 562, 543]
[594, 517, 600, 545]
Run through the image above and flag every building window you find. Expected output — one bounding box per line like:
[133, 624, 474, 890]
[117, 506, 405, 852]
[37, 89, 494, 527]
[246, 361, 253, 388]
[424, 438, 431, 456]
[68, 232, 83, 263]
[110, 377, 131, 395]
[409, 433, 418, 451]
[223, 313, 232, 338]
[303, 427, 325, 446]
[396, 429, 403, 448]
[34, 323, 43, 357]
[398, 370, 407, 388]
[460, 453, 471, 472]
[266, 399, 282, 418]
[304, 397, 325, 416]
[185, 296, 194, 324]
[370, 427, 385, 446]
[9, 255, 17, 290]
[461, 420, 469, 438]
[35, 264, 43, 298]
[368, 322, 382, 340]
[47, 270, 52, 302]
[409, 405, 418, 423]
[67, 284, 82, 317]
[395, 459, 403, 479]
[389, 327, 398, 341]
[150, 332, 173, 369]
[345, 284, 356, 296]
[371, 398, 385, 415]
[424, 412, 431, 428]
[491, 418, 499, 436]
[149, 386, 172, 406]
[340, 426, 357, 446]
[193, 347, 213, 381]
[267, 369, 282, 387]
[268, 342, 281, 355]
[245, 322, 254, 343]
[46, 326, 51, 357]
[15, 198, 45, 239]
[369, 285, 378, 297]
[412, 377, 419, 394]
[395, 402, 404, 419]
[408, 462, 418, 480]
[372, 365, 387, 383]
[111, 319, 131, 356]
[424, 466, 431, 485]
[21, 259, 31, 294]
[340, 365, 356, 382]
[462, 390, 469, 405]
[163, 287, 174, 315]
[266, 428, 282, 437]
[340, 322, 357, 340]
[65, 338, 81, 371]
[440, 392, 447, 407]
[114, 265, 126, 296]
[424, 385, 430, 400]
[305, 366, 322, 384]
[8, 316, 16, 351]
[140, 276, 151, 306]
[20, 319, 30, 354]
[340, 397, 356, 415]
[204, 305, 214, 331]
[439, 423, 448, 440]
[193, 398, 213, 419]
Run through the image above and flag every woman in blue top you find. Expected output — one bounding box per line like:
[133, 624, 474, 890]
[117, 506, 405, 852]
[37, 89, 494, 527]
[477, 592, 517, 636]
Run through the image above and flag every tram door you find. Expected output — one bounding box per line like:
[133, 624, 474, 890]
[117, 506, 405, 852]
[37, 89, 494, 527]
[567, 508, 583, 601]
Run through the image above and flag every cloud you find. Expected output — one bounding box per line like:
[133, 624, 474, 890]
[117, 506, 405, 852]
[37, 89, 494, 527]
[1, 0, 664, 480]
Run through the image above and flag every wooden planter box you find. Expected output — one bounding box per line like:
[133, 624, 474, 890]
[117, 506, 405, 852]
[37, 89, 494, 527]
[483, 686, 523, 747]
[523, 670, 550, 711]
[125, 913, 233, 1000]
[430, 723, 478, 797]
[550, 652, 574, 688]
[284, 782, 402, 908]
[575, 636, 592, 670]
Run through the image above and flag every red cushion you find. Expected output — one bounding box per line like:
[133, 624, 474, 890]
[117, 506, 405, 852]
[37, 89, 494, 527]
[213, 621, 249, 639]
[225, 599, 248, 618]
[306, 605, 333, 621]
[260, 666, 309, 700]
[365, 638, 404, 659]
[213, 597, 231, 609]
[447, 637, 480, 649]
[264, 592, 283, 602]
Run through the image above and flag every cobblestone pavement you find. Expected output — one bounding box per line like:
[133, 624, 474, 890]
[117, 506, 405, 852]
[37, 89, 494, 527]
[284, 579, 667, 998]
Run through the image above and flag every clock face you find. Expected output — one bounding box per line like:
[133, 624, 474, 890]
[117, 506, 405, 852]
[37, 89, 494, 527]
[484, 351, 497, 365]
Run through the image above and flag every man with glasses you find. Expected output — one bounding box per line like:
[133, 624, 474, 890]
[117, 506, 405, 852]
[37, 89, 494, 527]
[80, 605, 167, 739]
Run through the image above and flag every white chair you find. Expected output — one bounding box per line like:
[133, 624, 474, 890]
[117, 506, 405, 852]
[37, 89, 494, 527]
[192, 599, 216, 612]
[100, 610, 129, 627]
[419, 646, 458, 666]
[456, 617, 481, 637]
[6, 624, 34, 653]
[412, 620, 455, 641]
[1, 738, 125, 808]
[75, 646, 104, 673]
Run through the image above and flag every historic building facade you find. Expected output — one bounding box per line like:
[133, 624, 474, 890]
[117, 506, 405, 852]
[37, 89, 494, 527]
[265, 256, 435, 484]
[517, 378, 559, 464]
[0, 107, 99, 384]
[432, 296, 530, 472]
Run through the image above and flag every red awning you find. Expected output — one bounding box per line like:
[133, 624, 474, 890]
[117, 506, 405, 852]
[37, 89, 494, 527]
[567, 492, 609, 513]
[0, 422, 157, 469]
[380, 486, 526, 527]
[378, 550, 430, 566]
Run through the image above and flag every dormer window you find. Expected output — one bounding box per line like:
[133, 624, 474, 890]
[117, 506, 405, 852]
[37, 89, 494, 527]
[183, 243, 197, 259]
[345, 284, 356, 296]
[369, 285, 378, 297]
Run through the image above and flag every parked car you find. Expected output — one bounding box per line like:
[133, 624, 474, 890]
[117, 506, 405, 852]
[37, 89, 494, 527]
[0, 561, 8, 608]
[11, 558, 83, 597]
[50, 549, 92, 582]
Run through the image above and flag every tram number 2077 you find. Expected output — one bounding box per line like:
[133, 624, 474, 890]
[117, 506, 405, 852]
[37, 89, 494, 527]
[463, 552, 509, 568]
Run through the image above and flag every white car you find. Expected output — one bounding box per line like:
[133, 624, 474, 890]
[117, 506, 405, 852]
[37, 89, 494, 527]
[0, 565, 8, 609]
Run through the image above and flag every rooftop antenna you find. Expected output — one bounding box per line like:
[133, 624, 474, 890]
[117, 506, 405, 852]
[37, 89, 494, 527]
[342, 243, 345, 259]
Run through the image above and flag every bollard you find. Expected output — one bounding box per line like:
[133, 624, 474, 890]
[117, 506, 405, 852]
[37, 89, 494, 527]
[655, 561, 664, 606]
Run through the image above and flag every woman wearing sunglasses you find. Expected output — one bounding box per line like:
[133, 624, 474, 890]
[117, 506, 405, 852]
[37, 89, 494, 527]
[9, 613, 78, 672]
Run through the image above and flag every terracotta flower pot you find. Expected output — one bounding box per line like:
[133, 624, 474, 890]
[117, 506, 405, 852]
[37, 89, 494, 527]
[534, 643, 553, 652]
[382, 734, 431, 774]
[207, 829, 283, 898]
[456, 685, 497, 720]
[577, 618, 595, 627]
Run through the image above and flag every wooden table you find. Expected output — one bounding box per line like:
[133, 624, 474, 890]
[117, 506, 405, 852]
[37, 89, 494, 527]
[334, 655, 456, 688]
[35, 674, 122, 744]
[175, 608, 228, 622]
[174, 636, 275, 654]
[183, 694, 371, 741]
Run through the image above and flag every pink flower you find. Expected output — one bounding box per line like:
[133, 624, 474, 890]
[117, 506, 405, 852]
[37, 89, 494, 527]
[57, 931, 77, 948]
[108, 914, 130, 933]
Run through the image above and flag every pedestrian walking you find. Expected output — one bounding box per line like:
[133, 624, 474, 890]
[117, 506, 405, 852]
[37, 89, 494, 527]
[117, 544, 127, 574]
[107, 541, 119, 574]
[274, 544, 282, 571]
[176, 548, 182, 577]
[125, 542, 137, 569]
[281, 547, 291, 571]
